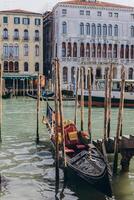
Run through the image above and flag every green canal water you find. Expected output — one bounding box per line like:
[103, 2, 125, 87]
[0, 97, 134, 200]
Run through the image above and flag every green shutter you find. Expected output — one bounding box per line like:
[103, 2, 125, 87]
[3, 16, 8, 23]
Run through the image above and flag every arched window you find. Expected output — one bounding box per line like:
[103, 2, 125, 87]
[3, 44, 8, 58]
[24, 44, 28, 56]
[114, 25, 118, 37]
[103, 24, 107, 36]
[120, 44, 124, 58]
[3, 28, 8, 39]
[71, 67, 75, 84]
[24, 29, 29, 40]
[35, 62, 39, 72]
[80, 43, 84, 57]
[9, 61, 13, 72]
[86, 43, 90, 57]
[108, 44, 112, 58]
[113, 67, 117, 79]
[9, 45, 13, 57]
[92, 24, 96, 36]
[3, 61, 8, 72]
[113, 44, 117, 58]
[131, 26, 134, 37]
[35, 45, 39, 56]
[131, 45, 134, 59]
[73, 42, 77, 57]
[14, 44, 19, 57]
[67, 42, 71, 57]
[24, 62, 28, 72]
[63, 67, 68, 83]
[97, 43, 101, 58]
[80, 23, 84, 35]
[96, 68, 102, 79]
[108, 24, 112, 36]
[92, 43, 96, 58]
[86, 23, 90, 35]
[125, 45, 129, 59]
[103, 44, 107, 58]
[62, 42, 66, 57]
[62, 21, 67, 34]
[14, 29, 19, 39]
[14, 61, 19, 72]
[35, 30, 39, 40]
[128, 68, 133, 79]
[97, 24, 101, 36]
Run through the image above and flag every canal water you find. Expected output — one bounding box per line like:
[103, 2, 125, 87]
[0, 97, 134, 200]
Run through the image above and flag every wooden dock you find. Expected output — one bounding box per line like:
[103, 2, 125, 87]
[93, 135, 134, 172]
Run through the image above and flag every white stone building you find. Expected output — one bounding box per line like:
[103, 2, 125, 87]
[44, 0, 134, 89]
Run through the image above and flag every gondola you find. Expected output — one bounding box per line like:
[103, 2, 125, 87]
[44, 103, 113, 197]
[2, 92, 11, 99]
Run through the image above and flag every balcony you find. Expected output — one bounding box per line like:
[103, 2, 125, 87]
[23, 36, 29, 41]
[3, 69, 19, 73]
[1, 55, 19, 61]
[34, 37, 40, 41]
[13, 36, 19, 40]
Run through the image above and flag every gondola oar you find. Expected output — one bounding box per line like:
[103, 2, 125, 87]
[113, 66, 125, 175]
[74, 68, 79, 125]
[104, 67, 109, 140]
[88, 68, 92, 142]
[36, 73, 40, 144]
[80, 68, 84, 131]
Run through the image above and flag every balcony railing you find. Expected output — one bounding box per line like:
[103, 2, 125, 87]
[1, 55, 19, 61]
[3, 69, 19, 73]
[35, 37, 40, 41]
[23, 36, 29, 41]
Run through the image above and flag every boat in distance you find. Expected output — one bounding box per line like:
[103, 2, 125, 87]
[78, 79, 134, 108]
[44, 103, 113, 197]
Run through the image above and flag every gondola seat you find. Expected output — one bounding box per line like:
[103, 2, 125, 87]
[65, 147, 75, 153]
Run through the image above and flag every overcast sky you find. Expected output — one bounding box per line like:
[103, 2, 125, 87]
[0, 0, 134, 13]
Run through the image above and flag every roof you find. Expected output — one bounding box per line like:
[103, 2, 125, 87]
[0, 9, 42, 15]
[59, 0, 134, 9]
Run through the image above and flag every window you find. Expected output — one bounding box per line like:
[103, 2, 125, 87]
[131, 26, 134, 37]
[103, 24, 107, 36]
[128, 68, 133, 79]
[73, 43, 77, 57]
[9, 61, 13, 72]
[86, 23, 90, 35]
[109, 12, 112, 17]
[108, 24, 112, 36]
[63, 67, 68, 83]
[80, 10, 84, 15]
[22, 18, 30, 25]
[62, 42, 66, 57]
[114, 13, 118, 18]
[62, 21, 67, 34]
[4, 61, 8, 72]
[67, 42, 71, 57]
[3, 44, 8, 58]
[80, 23, 84, 35]
[14, 44, 19, 57]
[14, 17, 20, 24]
[92, 24, 96, 37]
[80, 43, 84, 57]
[14, 29, 19, 39]
[97, 24, 101, 36]
[3, 28, 8, 39]
[3, 16, 8, 23]
[71, 67, 75, 84]
[96, 68, 102, 79]
[14, 62, 19, 72]
[114, 25, 118, 36]
[131, 14, 134, 20]
[35, 63, 39, 72]
[86, 10, 90, 16]
[97, 11, 102, 16]
[24, 44, 28, 56]
[35, 30, 39, 40]
[35, 45, 39, 56]
[9, 45, 13, 57]
[35, 18, 41, 25]
[24, 62, 28, 72]
[24, 29, 29, 40]
[62, 9, 67, 15]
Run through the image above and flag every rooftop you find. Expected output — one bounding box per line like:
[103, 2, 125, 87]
[0, 9, 42, 15]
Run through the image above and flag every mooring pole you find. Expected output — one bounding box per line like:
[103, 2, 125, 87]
[104, 67, 109, 140]
[88, 68, 92, 141]
[107, 64, 113, 138]
[74, 68, 79, 125]
[113, 66, 125, 175]
[54, 59, 60, 182]
[0, 64, 2, 142]
[36, 73, 40, 144]
[80, 68, 84, 131]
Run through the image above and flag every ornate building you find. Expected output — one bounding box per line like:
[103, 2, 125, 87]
[43, 0, 134, 89]
[0, 9, 43, 95]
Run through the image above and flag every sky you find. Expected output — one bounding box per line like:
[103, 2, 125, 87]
[0, 0, 134, 13]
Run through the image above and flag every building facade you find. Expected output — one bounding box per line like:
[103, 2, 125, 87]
[43, 0, 134, 90]
[0, 9, 43, 95]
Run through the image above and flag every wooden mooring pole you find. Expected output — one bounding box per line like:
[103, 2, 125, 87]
[74, 68, 79, 125]
[80, 68, 84, 131]
[57, 59, 67, 168]
[54, 59, 60, 181]
[0, 64, 2, 142]
[107, 64, 113, 138]
[113, 66, 125, 175]
[88, 68, 92, 141]
[36, 73, 40, 144]
[104, 67, 109, 140]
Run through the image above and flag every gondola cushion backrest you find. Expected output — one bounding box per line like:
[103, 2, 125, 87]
[64, 123, 79, 146]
